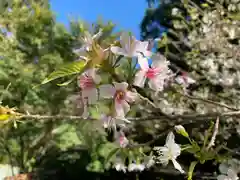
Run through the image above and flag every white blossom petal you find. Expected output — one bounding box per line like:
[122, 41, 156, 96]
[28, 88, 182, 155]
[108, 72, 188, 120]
[115, 163, 127, 173]
[137, 164, 145, 171]
[166, 132, 175, 146]
[99, 84, 115, 98]
[148, 77, 165, 92]
[82, 88, 98, 105]
[87, 68, 101, 84]
[125, 91, 138, 103]
[128, 163, 137, 172]
[115, 100, 130, 118]
[111, 46, 129, 57]
[134, 70, 147, 87]
[135, 41, 152, 57]
[137, 55, 149, 70]
[120, 32, 134, 52]
[172, 158, 185, 174]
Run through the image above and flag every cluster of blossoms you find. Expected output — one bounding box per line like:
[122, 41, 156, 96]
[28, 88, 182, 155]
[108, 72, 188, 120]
[73, 31, 191, 173]
[76, 31, 174, 122]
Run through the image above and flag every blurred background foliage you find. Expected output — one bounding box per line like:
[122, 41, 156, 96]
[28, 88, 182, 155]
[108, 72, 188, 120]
[0, 0, 239, 179]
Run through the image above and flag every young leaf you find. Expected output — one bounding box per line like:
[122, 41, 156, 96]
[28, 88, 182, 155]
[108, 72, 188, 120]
[41, 60, 86, 85]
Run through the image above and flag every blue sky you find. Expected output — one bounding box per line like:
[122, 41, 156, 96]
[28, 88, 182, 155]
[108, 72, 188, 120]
[50, 0, 148, 38]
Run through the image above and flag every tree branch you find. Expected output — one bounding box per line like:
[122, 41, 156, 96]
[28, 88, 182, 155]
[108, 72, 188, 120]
[17, 110, 240, 123]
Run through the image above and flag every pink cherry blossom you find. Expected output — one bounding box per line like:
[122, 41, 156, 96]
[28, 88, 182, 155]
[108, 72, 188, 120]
[134, 54, 171, 92]
[77, 68, 101, 105]
[99, 82, 137, 118]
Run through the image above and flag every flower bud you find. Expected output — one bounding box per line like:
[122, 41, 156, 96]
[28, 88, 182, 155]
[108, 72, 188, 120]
[175, 125, 189, 137]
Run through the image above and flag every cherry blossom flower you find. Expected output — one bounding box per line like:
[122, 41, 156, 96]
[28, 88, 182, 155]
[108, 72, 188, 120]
[73, 29, 102, 56]
[134, 54, 171, 92]
[128, 163, 145, 172]
[175, 71, 196, 88]
[153, 131, 184, 174]
[99, 82, 137, 118]
[111, 32, 152, 58]
[77, 68, 101, 105]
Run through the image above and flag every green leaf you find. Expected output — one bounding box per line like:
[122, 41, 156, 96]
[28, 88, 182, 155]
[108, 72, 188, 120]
[104, 147, 120, 165]
[41, 60, 86, 85]
[188, 161, 198, 180]
[57, 75, 77, 86]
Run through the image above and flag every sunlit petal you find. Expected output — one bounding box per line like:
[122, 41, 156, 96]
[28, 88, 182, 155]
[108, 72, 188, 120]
[137, 55, 149, 70]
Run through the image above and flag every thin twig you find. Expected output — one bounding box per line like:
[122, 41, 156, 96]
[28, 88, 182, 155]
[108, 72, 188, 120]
[207, 117, 219, 150]
[181, 93, 239, 111]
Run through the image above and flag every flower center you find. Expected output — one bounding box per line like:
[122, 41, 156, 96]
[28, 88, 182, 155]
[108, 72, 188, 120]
[79, 75, 95, 89]
[146, 68, 160, 79]
[115, 90, 125, 103]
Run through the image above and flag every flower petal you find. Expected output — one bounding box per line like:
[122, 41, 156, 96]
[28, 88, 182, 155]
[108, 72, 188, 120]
[137, 55, 149, 70]
[135, 41, 152, 57]
[148, 77, 165, 92]
[128, 164, 136, 172]
[172, 158, 185, 174]
[152, 54, 170, 69]
[115, 100, 130, 118]
[99, 84, 115, 99]
[134, 70, 147, 88]
[165, 131, 175, 147]
[125, 91, 138, 103]
[120, 32, 132, 52]
[138, 164, 145, 171]
[113, 82, 128, 91]
[111, 46, 129, 57]
[122, 100, 130, 115]
[83, 88, 98, 105]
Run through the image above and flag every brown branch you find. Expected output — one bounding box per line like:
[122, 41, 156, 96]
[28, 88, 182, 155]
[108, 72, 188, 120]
[16, 110, 240, 123]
